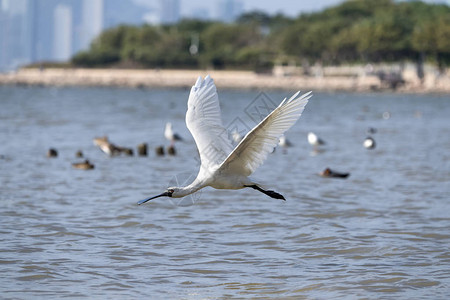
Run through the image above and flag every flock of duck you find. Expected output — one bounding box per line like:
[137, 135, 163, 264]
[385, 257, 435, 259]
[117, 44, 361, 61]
[229, 126, 377, 180]
[46, 121, 376, 180]
[280, 130, 377, 178]
[45, 121, 191, 170]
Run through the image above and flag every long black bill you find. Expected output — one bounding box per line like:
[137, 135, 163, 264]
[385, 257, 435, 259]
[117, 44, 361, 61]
[137, 192, 169, 205]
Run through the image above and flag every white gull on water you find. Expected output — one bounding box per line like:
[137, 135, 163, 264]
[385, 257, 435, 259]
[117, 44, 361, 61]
[164, 122, 183, 145]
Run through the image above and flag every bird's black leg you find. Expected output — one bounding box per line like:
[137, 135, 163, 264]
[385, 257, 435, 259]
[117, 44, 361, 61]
[245, 185, 286, 201]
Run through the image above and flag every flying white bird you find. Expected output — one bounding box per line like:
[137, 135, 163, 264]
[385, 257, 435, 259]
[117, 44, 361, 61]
[164, 122, 183, 145]
[139, 76, 311, 204]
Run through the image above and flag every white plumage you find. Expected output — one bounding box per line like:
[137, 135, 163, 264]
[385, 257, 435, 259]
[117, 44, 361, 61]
[363, 136, 376, 149]
[307, 132, 325, 147]
[139, 75, 312, 204]
[164, 122, 183, 144]
[278, 135, 293, 148]
[231, 130, 243, 144]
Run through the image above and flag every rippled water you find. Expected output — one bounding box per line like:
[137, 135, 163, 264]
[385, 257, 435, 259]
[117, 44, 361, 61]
[1, 85, 449, 299]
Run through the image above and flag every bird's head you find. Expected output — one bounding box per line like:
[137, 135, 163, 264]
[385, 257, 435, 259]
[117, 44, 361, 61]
[165, 187, 185, 198]
[138, 187, 185, 205]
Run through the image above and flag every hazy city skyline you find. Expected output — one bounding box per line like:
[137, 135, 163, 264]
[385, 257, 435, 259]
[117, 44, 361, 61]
[1, 0, 449, 71]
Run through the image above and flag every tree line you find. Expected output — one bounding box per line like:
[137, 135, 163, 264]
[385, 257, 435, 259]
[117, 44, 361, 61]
[71, 0, 450, 70]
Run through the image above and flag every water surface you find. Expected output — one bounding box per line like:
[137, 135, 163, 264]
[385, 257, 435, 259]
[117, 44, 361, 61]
[0, 85, 449, 299]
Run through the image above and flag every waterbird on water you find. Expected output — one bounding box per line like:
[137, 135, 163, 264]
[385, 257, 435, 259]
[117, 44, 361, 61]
[277, 135, 293, 154]
[278, 135, 293, 148]
[93, 136, 133, 156]
[138, 75, 312, 205]
[93, 136, 122, 156]
[319, 168, 349, 178]
[155, 145, 165, 156]
[165, 122, 183, 146]
[366, 127, 377, 135]
[363, 136, 376, 149]
[47, 148, 58, 158]
[72, 159, 95, 170]
[307, 132, 325, 148]
[167, 145, 176, 156]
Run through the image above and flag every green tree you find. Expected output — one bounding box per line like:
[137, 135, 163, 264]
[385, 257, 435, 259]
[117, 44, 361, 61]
[71, 0, 450, 69]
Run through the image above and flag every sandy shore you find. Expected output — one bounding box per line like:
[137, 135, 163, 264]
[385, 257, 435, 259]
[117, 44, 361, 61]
[1, 68, 449, 93]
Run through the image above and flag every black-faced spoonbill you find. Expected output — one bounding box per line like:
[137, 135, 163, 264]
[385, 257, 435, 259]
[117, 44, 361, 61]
[138, 75, 312, 205]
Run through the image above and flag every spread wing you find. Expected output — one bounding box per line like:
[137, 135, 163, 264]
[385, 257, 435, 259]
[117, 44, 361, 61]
[218, 91, 312, 176]
[186, 75, 234, 170]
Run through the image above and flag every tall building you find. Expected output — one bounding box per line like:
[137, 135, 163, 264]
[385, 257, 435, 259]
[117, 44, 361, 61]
[160, 0, 180, 24]
[80, 0, 103, 50]
[0, 6, 8, 70]
[53, 4, 72, 61]
[27, 0, 37, 62]
[0, 0, 154, 70]
[33, 0, 59, 63]
[0, 0, 34, 70]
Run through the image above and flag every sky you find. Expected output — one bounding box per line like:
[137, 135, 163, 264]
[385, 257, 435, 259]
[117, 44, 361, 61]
[134, 0, 450, 18]
[133, 0, 347, 18]
[239, 0, 346, 15]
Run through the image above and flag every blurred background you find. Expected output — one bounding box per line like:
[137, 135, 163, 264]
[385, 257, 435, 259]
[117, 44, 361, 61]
[1, 0, 449, 72]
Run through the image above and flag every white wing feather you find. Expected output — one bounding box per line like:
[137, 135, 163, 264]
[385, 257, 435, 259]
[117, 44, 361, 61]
[186, 75, 234, 169]
[218, 91, 312, 176]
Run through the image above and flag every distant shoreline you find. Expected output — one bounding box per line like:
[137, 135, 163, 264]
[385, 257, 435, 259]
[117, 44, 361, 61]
[1, 68, 449, 93]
